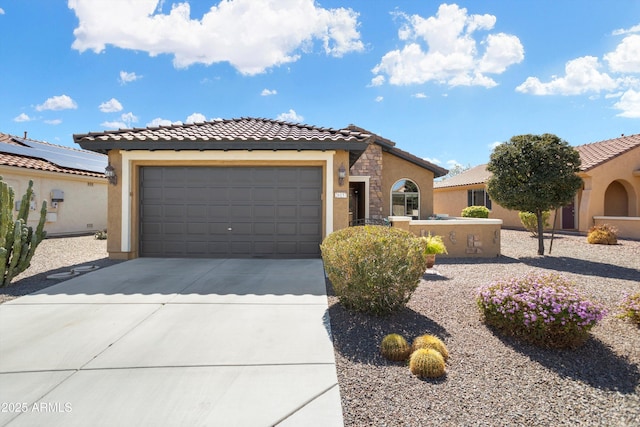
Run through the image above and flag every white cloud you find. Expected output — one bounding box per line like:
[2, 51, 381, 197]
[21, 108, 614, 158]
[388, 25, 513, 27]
[13, 113, 32, 122]
[488, 141, 502, 150]
[119, 71, 141, 84]
[36, 94, 78, 111]
[424, 157, 441, 165]
[185, 112, 206, 123]
[371, 4, 523, 87]
[604, 34, 640, 73]
[102, 112, 138, 129]
[612, 23, 640, 36]
[45, 119, 62, 125]
[69, 0, 364, 75]
[516, 56, 617, 95]
[99, 98, 123, 113]
[375, 96, 384, 102]
[369, 75, 385, 87]
[277, 109, 304, 122]
[613, 89, 640, 118]
[412, 92, 427, 98]
[0, 8, 5, 14]
[261, 88, 277, 96]
[101, 121, 127, 129]
[147, 118, 175, 127]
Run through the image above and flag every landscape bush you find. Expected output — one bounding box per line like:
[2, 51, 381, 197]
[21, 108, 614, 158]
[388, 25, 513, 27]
[477, 272, 607, 349]
[617, 293, 640, 325]
[587, 224, 618, 245]
[461, 205, 490, 218]
[321, 225, 428, 316]
[518, 211, 550, 237]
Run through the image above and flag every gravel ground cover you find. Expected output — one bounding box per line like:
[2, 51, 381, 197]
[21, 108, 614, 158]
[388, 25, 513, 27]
[329, 229, 640, 426]
[0, 235, 123, 303]
[1, 230, 639, 425]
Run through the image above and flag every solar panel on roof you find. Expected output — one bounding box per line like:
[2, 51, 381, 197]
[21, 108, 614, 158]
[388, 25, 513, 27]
[1, 138, 106, 174]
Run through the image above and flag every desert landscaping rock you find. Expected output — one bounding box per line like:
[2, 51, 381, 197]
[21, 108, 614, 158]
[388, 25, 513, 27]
[1, 230, 639, 426]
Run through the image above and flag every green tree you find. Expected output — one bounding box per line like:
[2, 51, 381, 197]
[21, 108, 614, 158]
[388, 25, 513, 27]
[486, 134, 582, 255]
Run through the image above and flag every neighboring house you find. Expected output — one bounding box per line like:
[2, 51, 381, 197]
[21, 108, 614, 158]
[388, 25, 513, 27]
[74, 117, 447, 260]
[347, 125, 447, 224]
[433, 134, 640, 239]
[0, 132, 108, 236]
[433, 164, 522, 228]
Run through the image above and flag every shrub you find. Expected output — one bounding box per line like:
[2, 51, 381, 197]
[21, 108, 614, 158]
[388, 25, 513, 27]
[617, 293, 640, 325]
[380, 334, 411, 361]
[587, 224, 618, 245]
[409, 348, 446, 378]
[94, 229, 107, 240]
[422, 233, 448, 255]
[461, 205, 489, 218]
[476, 272, 607, 349]
[321, 225, 428, 316]
[518, 211, 550, 237]
[411, 334, 449, 361]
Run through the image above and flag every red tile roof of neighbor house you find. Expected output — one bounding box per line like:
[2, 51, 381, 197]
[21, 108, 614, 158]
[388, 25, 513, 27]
[434, 133, 640, 189]
[575, 133, 640, 171]
[0, 132, 107, 178]
[434, 164, 491, 188]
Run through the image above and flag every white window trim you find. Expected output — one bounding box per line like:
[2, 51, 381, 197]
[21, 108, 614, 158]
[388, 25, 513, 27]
[390, 178, 420, 218]
[120, 150, 335, 253]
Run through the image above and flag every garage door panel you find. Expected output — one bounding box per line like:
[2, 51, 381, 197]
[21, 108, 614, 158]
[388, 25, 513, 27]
[187, 223, 208, 235]
[140, 166, 322, 258]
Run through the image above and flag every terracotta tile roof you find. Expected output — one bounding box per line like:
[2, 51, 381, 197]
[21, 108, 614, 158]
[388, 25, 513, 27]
[435, 133, 640, 189]
[0, 133, 106, 178]
[575, 133, 640, 171]
[74, 117, 370, 143]
[434, 164, 490, 189]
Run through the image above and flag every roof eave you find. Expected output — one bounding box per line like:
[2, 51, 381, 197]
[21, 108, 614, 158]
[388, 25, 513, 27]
[76, 140, 369, 165]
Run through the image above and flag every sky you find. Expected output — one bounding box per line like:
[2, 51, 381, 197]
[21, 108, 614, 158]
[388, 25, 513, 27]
[1, 1, 639, 171]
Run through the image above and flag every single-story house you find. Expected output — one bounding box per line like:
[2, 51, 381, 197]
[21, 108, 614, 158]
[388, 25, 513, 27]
[0, 132, 108, 236]
[433, 133, 640, 239]
[347, 125, 447, 224]
[74, 117, 448, 260]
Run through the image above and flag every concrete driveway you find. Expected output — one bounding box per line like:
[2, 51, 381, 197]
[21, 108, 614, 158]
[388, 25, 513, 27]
[0, 258, 342, 427]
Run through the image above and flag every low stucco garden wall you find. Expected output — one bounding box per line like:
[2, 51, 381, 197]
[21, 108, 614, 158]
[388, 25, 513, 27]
[593, 216, 640, 240]
[389, 216, 502, 258]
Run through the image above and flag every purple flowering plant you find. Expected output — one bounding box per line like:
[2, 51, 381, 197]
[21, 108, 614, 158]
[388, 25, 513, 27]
[618, 292, 640, 325]
[476, 272, 607, 349]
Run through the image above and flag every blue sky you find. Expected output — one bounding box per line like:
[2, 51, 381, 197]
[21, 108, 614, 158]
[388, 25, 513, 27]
[1, 1, 639, 171]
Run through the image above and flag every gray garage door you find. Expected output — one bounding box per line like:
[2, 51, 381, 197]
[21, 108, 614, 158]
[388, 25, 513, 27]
[140, 166, 323, 258]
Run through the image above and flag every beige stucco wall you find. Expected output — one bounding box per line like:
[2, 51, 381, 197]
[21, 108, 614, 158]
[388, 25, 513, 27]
[105, 149, 349, 259]
[390, 216, 502, 258]
[433, 184, 522, 228]
[0, 165, 107, 236]
[382, 151, 435, 219]
[577, 145, 640, 236]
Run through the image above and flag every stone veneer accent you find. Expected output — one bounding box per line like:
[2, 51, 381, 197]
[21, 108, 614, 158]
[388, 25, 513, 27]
[350, 143, 383, 219]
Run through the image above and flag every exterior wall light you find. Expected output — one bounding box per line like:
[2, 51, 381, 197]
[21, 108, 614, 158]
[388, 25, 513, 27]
[338, 163, 346, 186]
[105, 164, 117, 186]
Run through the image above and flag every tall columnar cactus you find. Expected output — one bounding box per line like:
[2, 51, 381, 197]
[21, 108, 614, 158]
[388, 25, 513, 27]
[0, 178, 47, 287]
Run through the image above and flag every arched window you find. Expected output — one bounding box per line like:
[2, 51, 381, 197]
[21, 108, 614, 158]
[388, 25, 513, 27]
[391, 179, 420, 219]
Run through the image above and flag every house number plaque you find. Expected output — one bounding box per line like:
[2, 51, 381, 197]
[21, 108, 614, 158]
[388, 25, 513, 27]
[334, 192, 348, 198]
